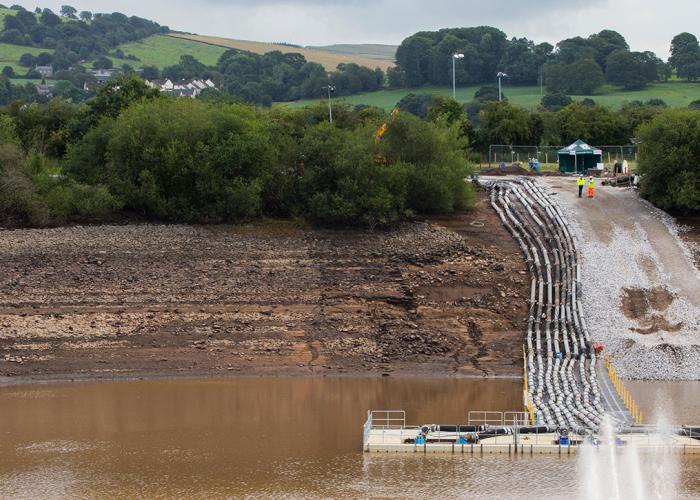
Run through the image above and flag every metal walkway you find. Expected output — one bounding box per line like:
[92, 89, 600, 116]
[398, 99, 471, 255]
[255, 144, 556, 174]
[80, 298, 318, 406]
[596, 361, 633, 425]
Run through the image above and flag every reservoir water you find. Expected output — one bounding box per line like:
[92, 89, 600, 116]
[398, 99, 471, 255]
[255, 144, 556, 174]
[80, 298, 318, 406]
[0, 377, 698, 499]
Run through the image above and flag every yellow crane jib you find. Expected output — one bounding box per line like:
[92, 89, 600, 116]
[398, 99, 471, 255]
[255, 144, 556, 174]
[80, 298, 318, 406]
[373, 109, 400, 144]
[373, 123, 388, 144]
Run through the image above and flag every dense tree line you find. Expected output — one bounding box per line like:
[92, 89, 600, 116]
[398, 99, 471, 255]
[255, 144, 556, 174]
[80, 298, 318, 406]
[395, 87, 669, 151]
[154, 50, 385, 106]
[392, 27, 693, 93]
[0, 4, 166, 70]
[0, 75, 697, 229]
[0, 76, 472, 228]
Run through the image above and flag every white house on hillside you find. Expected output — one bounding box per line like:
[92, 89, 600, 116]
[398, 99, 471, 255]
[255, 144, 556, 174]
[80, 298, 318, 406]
[145, 78, 217, 98]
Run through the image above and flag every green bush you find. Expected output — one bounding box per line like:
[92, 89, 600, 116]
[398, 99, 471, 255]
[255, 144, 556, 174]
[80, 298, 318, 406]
[638, 109, 700, 212]
[41, 180, 122, 222]
[25, 95, 476, 228]
[0, 145, 50, 226]
[82, 98, 272, 222]
[298, 123, 410, 228]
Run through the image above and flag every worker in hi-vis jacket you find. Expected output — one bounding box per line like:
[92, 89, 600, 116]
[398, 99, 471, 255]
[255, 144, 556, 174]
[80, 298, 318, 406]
[577, 175, 585, 198]
[587, 176, 595, 198]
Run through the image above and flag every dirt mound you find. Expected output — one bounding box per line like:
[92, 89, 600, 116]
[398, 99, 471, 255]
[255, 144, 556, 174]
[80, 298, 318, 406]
[479, 165, 531, 176]
[621, 286, 682, 334]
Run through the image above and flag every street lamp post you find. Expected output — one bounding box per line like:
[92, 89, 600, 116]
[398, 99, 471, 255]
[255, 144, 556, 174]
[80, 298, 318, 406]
[452, 53, 464, 100]
[322, 84, 336, 123]
[497, 72, 508, 102]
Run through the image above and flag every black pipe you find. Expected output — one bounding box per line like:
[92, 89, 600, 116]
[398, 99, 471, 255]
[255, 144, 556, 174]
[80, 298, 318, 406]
[436, 425, 481, 433]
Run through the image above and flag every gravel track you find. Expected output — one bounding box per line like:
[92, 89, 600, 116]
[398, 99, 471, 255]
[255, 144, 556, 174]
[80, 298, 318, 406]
[540, 178, 700, 381]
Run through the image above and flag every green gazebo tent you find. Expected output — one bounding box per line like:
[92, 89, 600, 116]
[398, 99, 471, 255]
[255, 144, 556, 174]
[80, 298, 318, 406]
[558, 140, 603, 173]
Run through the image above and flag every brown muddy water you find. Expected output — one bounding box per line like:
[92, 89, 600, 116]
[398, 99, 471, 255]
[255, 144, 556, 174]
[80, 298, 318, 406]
[0, 377, 698, 499]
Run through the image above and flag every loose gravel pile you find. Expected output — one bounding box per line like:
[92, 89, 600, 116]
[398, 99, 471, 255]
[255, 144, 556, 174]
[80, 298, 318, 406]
[552, 186, 700, 381]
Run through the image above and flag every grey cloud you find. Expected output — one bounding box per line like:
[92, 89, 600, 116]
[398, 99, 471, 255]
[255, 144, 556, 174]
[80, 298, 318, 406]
[13, 0, 700, 58]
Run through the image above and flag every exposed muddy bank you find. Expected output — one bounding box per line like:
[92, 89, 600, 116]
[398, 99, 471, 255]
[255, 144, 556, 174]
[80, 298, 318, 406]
[0, 193, 529, 381]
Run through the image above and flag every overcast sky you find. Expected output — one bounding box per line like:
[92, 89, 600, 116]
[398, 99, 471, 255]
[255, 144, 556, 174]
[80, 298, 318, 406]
[13, 0, 700, 59]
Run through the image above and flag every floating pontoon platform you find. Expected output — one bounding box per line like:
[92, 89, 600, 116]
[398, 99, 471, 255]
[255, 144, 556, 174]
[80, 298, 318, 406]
[363, 411, 700, 455]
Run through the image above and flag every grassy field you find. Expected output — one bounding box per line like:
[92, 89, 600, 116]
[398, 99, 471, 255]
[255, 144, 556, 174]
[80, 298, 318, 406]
[0, 6, 72, 25]
[169, 33, 395, 71]
[110, 35, 227, 69]
[0, 43, 54, 77]
[281, 82, 700, 110]
[0, 7, 13, 26]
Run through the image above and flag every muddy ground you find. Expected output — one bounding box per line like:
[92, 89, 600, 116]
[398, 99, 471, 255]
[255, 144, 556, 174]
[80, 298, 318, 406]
[0, 192, 530, 382]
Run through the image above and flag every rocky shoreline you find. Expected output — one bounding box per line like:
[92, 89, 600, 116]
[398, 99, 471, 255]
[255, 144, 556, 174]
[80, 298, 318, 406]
[0, 193, 530, 381]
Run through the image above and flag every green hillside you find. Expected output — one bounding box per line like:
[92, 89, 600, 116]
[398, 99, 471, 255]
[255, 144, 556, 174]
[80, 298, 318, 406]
[0, 6, 71, 24]
[110, 35, 227, 69]
[0, 7, 13, 25]
[0, 43, 54, 75]
[281, 82, 700, 110]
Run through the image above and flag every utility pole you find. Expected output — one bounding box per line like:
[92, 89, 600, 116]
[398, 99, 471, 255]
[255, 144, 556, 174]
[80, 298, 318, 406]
[322, 84, 336, 123]
[452, 53, 464, 100]
[497, 72, 508, 102]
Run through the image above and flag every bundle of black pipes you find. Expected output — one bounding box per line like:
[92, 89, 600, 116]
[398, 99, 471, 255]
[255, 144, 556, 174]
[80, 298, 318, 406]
[486, 178, 606, 433]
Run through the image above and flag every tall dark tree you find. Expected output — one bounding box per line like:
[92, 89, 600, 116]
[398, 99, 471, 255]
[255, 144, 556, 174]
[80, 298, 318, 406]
[670, 33, 700, 81]
[606, 50, 646, 89]
[60, 5, 78, 19]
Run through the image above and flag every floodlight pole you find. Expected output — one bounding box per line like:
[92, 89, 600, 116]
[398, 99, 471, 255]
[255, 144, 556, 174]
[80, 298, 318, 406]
[497, 72, 508, 102]
[452, 53, 464, 100]
[322, 82, 336, 123]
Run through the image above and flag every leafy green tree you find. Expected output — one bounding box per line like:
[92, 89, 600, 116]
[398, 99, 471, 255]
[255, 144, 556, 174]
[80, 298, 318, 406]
[499, 38, 550, 84]
[140, 65, 160, 80]
[0, 114, 19, 144]
[2, 66, 15, 78]
[670, 33, 700, 81]
[426, 95, 473, 143]
[540, 92, 572, 111]
[619, 101, 664, 133]
[387, 66, 406, 88]
[474, 86, 502, 102]
[36, 52, 53, 66]
[588, 30, 629, 69]
[379, 112, 473, 214]
[477, 101, 532, 146]
[689, 100, 700, 109]
[396, 93, 437, 119]
[92, 56, 113, 70]
[19, 53, 36, 67]
[70, 76, 160, 138]
[637, 109, 700, 211]
[544, 59, 605, 94]
[547, 102, 630, 145]
[555, 37, 598, 64]
[163, 54, 208, 80]
[395, 35, 435, 87]
[0, 144, 50, 226]
[79, 11, 92, 21]
[605, 50, 647, 89]
[60, 5, 77, 18]
[40, 9, 61, 27]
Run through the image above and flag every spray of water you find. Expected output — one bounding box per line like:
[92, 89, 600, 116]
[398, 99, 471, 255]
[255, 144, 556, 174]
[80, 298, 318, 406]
[578, 411, 680, 500]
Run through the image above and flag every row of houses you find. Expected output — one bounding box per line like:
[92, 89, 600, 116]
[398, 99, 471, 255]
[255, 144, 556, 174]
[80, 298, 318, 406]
[34, 67, 217, 99]
[145, 78, 217, 98]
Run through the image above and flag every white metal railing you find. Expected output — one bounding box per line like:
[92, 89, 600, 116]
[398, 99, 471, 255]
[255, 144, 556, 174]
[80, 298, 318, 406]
[368, 410, 406, 429]
[468, 411, 530, 426]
